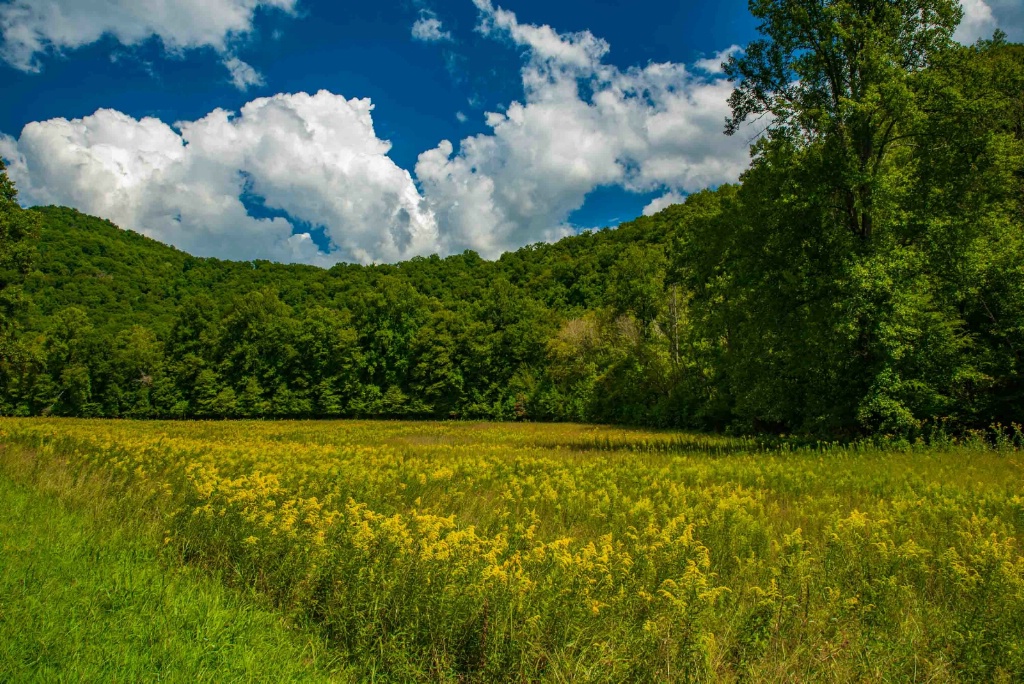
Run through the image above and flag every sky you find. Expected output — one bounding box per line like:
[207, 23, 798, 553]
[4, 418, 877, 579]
[0, 0, 1021, 266]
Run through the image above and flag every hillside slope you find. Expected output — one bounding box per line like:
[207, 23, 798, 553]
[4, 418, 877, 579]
[5, 200, 696, 425]
[24, 204, 680, 336]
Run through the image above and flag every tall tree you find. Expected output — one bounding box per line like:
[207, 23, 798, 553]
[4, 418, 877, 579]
[725, 0, 962, 239]
[710, 0, 1005, 434]
[0, 159, 40, 356]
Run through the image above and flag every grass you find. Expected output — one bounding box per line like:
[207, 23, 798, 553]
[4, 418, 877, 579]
[0, 465, 351, 682]
[0, 418, 1022, 681]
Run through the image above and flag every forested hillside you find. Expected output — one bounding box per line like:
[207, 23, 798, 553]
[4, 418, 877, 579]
[1, 10, 1022, 438]
[4, 203, 686, 425]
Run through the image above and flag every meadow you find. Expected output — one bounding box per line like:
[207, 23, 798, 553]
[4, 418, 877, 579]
[0, 470, 348, 682]
[1, 419, 1022, 682]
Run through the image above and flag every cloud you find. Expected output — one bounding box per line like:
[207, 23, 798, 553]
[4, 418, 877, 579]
[643, 192, 685, 216]
[456, 111, 468, 123]
[693, 45, 742, 75]
[415, 1, 752, 258]
[0, 0, 294, 88]
[954, 0, 1024, 43]
[411, 13, 452, 43]
[1, 91, 439, 265]
[472, 0, 608, 70]
[955, 0, 999, 43]
[223, 56, 265, 90]
[2, 2, 756, 265]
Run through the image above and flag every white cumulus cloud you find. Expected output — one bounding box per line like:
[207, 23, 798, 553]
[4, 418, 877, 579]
[223, 56, 265, 90]
[1, 1, 759, 265]
[411, 14, 452, 43]
[473, 0, 608, 70]
[0, 0, 294, 88]
[693, 45, 742, 75]
[955, 0, 999, 43]
[955, 0, 1024, 43]
[0, 91, 439, 265]
[415, 1, 753, 258]
[643, 192, 686, 216]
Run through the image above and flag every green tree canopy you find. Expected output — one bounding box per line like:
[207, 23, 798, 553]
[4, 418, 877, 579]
[726, 0, 963, 239]
[0, 159, 40, 354]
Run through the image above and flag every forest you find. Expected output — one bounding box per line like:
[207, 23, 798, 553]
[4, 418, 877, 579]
[0, 3, 1022, 439]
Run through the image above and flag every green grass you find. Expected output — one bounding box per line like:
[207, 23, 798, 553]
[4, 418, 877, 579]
[0, 470, 351, 683]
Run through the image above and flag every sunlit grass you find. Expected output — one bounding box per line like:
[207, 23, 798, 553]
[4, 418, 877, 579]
[0, 467, 350, 682]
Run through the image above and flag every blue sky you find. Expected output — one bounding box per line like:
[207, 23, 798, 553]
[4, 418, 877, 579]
[0, 0, 1019, 264]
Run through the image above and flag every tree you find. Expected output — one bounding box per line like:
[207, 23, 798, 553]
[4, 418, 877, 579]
[298, 307, 361, 416]
[0, 159, 40, 356]
[351, 275, 428, 393]
[194, 368, 236, 418]
[109, 326, 165, 417]
[42, 307, 96, 415]
[725, 0, 962, 239]
[606, 245, 666, 332]
[218, 288, 296, 393]
[901, 38, 1024, 425]
[709, 0, 1004, 434]
[406, 309, 458, 413]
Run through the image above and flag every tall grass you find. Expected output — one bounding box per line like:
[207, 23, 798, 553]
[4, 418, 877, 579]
[0, 447, 350, 682]
[1, 418, 1022, 681]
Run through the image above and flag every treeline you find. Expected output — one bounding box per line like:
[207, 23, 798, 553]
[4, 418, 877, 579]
[0, 205, 690, 425]
[0, 3, 1022, 437]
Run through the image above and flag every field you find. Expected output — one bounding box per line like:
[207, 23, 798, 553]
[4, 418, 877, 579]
[0, 471, 347, 682]
[1, 419, 1022, 682]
